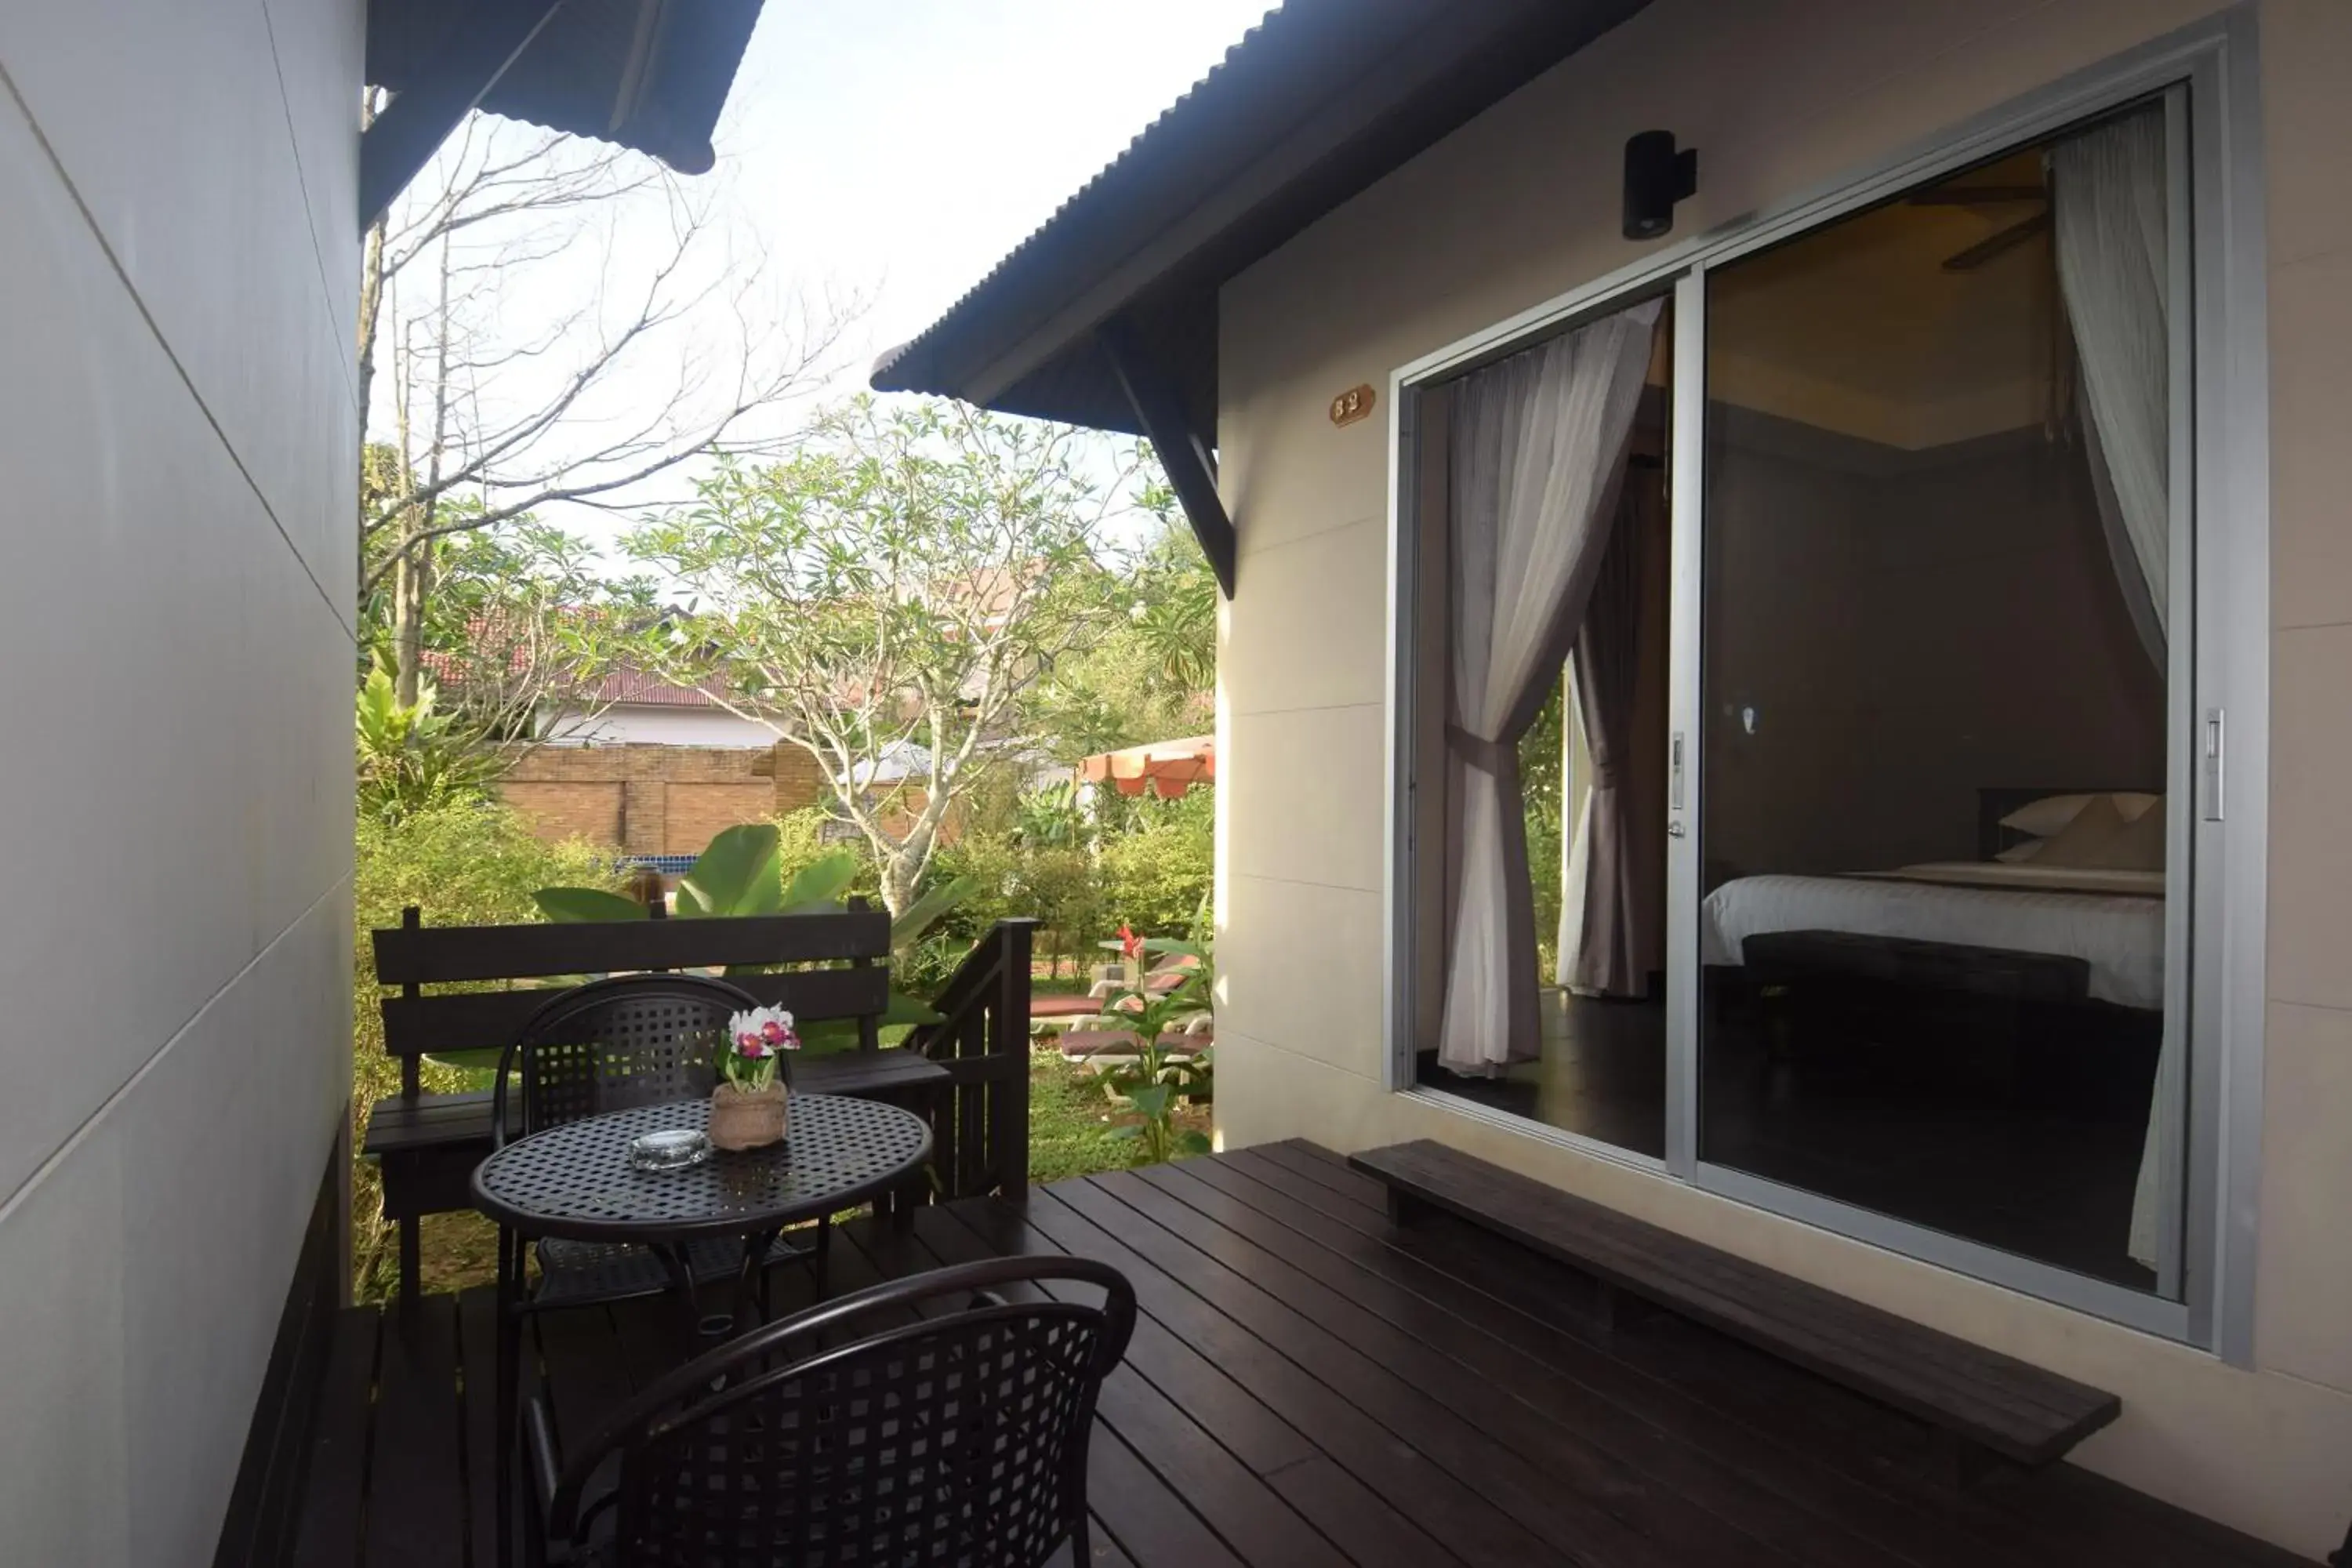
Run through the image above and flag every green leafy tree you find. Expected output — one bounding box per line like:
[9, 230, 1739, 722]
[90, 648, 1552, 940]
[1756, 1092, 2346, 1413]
[622, 397, 1149, 915]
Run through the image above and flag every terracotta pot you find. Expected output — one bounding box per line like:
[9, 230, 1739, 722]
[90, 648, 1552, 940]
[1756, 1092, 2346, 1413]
[708, 1081, 787, 1150]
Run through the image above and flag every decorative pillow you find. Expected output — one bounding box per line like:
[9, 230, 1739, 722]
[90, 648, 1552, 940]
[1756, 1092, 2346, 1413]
[1998, 791, 2161, 839]
[2035, 793, 2166, 871]
[1999, 793, 2097, 839]
[1994, 839, 2045, 864]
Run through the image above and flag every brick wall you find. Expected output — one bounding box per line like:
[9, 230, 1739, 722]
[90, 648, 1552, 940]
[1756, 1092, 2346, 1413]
[499, 743, 825, 855]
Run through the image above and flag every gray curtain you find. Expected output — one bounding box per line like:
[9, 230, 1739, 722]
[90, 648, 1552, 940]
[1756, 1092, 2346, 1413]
[1559, 477, 1663, 997]
[1439, 299, 1661, 1074]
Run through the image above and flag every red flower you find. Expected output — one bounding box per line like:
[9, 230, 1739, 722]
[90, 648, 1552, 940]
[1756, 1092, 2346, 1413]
[1118, 923, 1143, 964]
[759, 1019, 786, 1045]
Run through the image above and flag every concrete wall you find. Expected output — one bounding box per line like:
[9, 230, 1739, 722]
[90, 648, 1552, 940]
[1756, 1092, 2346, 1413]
[1214, 0, 2352, 1554]
[552, 701, 782, 749]
[0, 1, 361, 1561]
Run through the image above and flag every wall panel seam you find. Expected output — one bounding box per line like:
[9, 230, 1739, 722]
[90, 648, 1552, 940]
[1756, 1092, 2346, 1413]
[1234, 510, 1383, 562]
[0, 60, 358, 643]
[256, 0, 361, 408]
[0, 873, 353, 1225]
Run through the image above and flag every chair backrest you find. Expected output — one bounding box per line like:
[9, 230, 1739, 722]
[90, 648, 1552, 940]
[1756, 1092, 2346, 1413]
[494, 973, 765, 1143]
[552, 1257, 1137, 1568]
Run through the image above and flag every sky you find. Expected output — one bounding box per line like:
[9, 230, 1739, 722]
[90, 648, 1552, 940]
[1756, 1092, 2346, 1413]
[717, 1, 1276, 391]
[375, 2, 1276, 569]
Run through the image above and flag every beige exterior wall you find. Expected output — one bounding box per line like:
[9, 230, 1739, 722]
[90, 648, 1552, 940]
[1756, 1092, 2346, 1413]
[1214, 0, 2352, 1555]
[0, 0, 363, 1558]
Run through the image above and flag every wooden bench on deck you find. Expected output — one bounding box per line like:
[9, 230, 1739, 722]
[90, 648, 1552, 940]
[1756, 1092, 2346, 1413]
[365, 905, 1033, 1301]
[1351, 1138, 2122, 1479]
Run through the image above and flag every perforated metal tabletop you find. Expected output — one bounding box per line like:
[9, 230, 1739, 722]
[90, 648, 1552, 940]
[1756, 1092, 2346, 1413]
[470, 1093, 932, 1244]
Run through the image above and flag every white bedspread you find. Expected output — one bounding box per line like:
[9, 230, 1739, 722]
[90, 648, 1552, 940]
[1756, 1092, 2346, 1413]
[1700, 871, 2166, 1010]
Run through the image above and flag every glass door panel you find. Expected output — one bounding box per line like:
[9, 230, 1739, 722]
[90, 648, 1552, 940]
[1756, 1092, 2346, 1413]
[1691, 101, 2184, 1297]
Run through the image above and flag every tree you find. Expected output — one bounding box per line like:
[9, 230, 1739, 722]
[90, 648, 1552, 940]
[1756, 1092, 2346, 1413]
[1026, 510, 1218, 770]
[622, 397, 1147, 915]
[359, 106, 848, 703]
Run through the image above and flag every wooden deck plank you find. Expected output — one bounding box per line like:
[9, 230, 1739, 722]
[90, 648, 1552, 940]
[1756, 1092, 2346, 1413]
[1141, 1157, 1921, 1568]
[918, 1203, 1324, 1479]
[931, 1200, 1471, 1568]
[1051, 1177, 1694, 1568]
[855, 1204, 1354, 1568]
[455, 1288, 503, 1568]
[289, 1307, 379, 1568]
[1230, 1152, 2297, 1568]
[1088, 1421, 1248, 1568]
[1352, 1140, 2119, 1462]
[1190, 1148, 2054, 1568]
[362, 1298, 463, 1568]
[294, 1149, 2310, 1568]
[1017, 1188, 1570, 1568]
[1087, 1167, 1787, 1568]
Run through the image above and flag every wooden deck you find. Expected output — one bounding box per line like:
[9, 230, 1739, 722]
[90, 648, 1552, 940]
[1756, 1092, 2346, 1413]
[290, 1142, 2313, 1567]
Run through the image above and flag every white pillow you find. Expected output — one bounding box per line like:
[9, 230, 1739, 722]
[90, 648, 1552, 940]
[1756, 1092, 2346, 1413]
[1999, 794, 2096, 839]
[1999, 791, 2161, 838]
[1994, 839, 2045, 864]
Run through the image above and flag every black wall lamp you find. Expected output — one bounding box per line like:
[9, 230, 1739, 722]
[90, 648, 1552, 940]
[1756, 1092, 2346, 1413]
[1623, 130, 1698, 241]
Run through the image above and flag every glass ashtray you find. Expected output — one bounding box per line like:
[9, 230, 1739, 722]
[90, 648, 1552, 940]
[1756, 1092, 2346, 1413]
[628, 1129, 712, 1172]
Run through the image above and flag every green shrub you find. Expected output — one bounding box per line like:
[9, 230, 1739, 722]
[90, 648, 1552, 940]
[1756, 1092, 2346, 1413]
[350, 798, 619, 1300]
[1097, 789, 1212, 939]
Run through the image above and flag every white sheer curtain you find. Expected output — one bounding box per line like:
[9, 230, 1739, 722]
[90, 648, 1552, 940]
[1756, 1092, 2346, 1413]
[1439, 299, 1661, 1074]
[2053, 110, 2170, 649]
[2053, 107, 2176, 1276]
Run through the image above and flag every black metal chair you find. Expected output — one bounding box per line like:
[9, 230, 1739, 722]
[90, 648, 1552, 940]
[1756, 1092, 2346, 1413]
[522, 1256, 1138, 1568]
[490, 973, 818, 1323]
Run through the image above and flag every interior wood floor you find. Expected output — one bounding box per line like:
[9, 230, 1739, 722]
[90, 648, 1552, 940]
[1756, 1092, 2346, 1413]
[1423, 992, 2156, 1288]
[289, 1143, 2308, 1568]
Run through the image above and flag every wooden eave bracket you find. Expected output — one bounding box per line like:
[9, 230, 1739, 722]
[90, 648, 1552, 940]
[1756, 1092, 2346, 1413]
[1097, 316, 1237, 599]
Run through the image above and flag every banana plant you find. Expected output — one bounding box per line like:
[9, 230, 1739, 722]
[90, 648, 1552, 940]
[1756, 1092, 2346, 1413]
[528, 824, 978, 1058]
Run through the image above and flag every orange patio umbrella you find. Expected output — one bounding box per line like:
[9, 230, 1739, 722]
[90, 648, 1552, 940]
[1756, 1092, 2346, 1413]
[1078, 735, 1216, 797]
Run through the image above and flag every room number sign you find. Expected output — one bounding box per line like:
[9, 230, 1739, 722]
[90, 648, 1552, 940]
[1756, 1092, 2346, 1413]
[1329, 383, 1377, 427]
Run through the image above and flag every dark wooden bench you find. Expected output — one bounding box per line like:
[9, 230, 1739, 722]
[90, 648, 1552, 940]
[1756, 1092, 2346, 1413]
[1741, 927, 2091, 1003]
[1351, 1138, 2121, 1475]
[365, 905, 1035, 1301]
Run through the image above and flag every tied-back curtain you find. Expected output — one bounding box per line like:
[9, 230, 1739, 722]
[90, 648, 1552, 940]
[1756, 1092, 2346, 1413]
[2053, 108, 2169, 656]
[1439, 299, 1661, 1074]
[1559, 477, 1663, 996]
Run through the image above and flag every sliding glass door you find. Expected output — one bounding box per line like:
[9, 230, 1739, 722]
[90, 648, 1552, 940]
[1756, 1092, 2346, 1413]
[1396, 67, 2237, 1335]
[1682, 96, 2191, 1303]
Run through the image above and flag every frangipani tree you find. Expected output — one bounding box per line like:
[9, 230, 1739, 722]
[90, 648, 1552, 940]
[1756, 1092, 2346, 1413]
[622, 398, 1142, 915]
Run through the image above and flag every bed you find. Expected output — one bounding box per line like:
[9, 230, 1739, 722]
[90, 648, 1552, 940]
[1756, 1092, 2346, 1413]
[1701, 862, 2165, 1009]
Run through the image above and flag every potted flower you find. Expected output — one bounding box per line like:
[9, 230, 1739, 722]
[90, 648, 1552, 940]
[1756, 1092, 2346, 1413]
[710, 1006, 798, 1151]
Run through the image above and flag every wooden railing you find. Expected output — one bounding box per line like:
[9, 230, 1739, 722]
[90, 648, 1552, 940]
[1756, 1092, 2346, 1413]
[906, 918, 1036, 1201]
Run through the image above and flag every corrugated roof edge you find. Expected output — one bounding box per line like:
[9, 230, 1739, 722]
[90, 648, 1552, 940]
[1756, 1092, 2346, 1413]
[867, 2, 1284, 390]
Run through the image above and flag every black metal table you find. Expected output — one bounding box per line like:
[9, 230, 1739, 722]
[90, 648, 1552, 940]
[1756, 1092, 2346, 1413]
[473, 1092, 932, 1307]
[473, 1092, 932, 1567]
